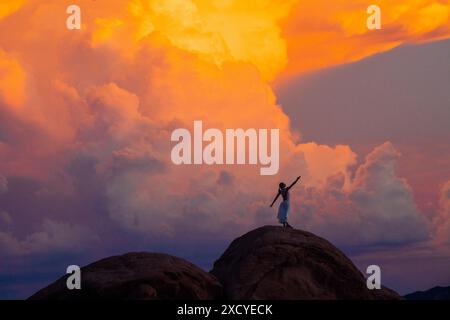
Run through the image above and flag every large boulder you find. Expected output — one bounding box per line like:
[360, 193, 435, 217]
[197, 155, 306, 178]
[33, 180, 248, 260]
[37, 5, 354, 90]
[29, 252, 222, 300]
[210, 226, 401, 300]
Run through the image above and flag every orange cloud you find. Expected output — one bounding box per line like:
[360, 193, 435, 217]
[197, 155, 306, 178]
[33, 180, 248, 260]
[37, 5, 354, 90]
[1, 0, 443, 187]
[126, 0, 295, 80]
[0, 49, 26, 108]
[0, 0, 439, 246]
[279, 0, 450, 81]
[0, 0, 25, 21]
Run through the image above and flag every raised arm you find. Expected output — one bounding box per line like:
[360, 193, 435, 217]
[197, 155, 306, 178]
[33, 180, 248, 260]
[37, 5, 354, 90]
[287, 176, 301, 190]
[270, 192, 281, 207]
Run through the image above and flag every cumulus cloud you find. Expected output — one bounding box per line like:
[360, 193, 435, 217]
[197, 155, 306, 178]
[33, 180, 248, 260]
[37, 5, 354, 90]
[0, 0, 438, 266]
[127, 0, 294, 80]
[434, 181, 450, 244]
[0, 219, 99, 257]
[0, 210, 12, 226]
[350, 142, 429, 244]
[0, 174, 7, 194]
[292, 142, 430, 246]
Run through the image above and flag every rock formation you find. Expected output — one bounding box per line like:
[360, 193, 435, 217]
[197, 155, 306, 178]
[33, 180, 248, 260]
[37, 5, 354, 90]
[210, 226, 401, 299]
[30, 226, 402, 300]
[29, 252, 222, 300]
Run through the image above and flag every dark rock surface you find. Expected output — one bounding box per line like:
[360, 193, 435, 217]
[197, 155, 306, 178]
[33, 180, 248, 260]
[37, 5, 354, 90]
[29, 252, 222, 300]
[210, 226, 401, 300]
[30, 226, 403, 300]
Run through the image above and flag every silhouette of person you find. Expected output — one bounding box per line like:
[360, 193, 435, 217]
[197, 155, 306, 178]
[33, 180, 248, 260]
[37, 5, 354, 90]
[270, 176, 301, 228]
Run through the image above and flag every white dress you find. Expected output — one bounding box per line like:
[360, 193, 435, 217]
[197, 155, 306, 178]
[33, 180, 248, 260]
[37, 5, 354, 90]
[277, 189, 290, 224]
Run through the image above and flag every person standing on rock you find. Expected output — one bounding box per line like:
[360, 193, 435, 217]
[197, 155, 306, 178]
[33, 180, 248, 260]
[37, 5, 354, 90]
[270, 176, 301, 228]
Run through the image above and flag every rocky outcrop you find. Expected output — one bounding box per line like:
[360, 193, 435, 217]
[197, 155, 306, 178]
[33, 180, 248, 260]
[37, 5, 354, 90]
[30, 226, 402, 300]
[29, 252, 222, 300]
[210, 226, 401, 300]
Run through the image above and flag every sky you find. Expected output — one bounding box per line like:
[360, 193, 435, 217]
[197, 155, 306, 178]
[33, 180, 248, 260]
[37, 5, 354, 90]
[0, 0, 450, 298]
